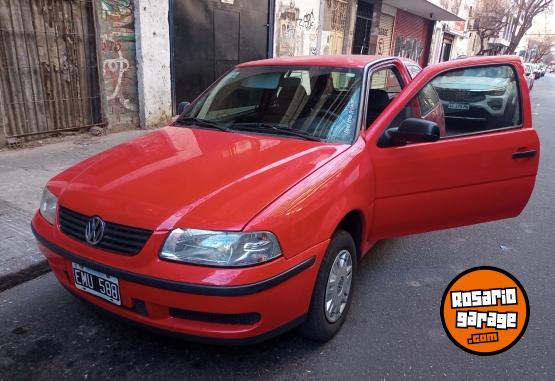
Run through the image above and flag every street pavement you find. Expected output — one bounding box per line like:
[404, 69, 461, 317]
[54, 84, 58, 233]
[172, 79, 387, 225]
[1, 75, 554, 380]
[0, 130, 148, 291]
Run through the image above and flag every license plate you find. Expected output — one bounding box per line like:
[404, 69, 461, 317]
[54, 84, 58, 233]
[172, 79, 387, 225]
[72, 263, 121, 305]
[448, 102, 470, 110]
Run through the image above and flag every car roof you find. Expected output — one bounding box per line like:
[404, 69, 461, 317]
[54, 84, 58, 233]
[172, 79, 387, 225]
[237, 55, 418, 69]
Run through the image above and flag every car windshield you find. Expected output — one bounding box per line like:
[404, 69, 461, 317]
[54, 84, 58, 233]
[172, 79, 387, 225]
[177, 66, 363, 143]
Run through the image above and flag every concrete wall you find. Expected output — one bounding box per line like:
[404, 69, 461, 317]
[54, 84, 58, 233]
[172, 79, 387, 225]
[273, 0, 360, 57]
[134, 0, 172, 128]
[274, 0, 321, 56]
[429, 23, 444, 64]
[366, 0, 383, 56]
[95, 0, 172, 132]
[97, 0, 140, 131]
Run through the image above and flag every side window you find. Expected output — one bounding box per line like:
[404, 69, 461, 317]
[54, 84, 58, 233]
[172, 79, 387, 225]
[386, 64, 521, 139]
[370, 68, 402, 94]
[406, 64, 422, 79]
[433, 65, 521, 135]
[366, 67, 403, 127]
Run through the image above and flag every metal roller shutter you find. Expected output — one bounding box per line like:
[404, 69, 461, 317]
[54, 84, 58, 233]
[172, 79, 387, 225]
[392, 9, 432, 66]
[377, 13, 394, 56]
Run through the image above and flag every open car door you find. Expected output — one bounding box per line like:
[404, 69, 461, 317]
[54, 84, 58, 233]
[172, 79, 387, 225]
[365, 56, 540, 240]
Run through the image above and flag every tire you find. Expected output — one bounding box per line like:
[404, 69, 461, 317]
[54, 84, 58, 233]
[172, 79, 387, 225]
[299, 230, 357, 342]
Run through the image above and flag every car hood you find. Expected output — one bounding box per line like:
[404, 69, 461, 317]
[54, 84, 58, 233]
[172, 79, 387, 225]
[434, 76, 509, 91]
[53, 126, 348, 231]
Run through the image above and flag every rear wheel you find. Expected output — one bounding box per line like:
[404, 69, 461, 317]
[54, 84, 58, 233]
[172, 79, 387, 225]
[299, 230, 357, 342]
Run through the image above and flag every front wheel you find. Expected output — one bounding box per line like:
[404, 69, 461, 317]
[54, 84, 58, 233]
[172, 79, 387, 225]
[299, 230, 357, 342]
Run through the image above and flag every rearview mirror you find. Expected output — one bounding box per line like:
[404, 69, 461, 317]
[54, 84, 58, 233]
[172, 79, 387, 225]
[177, 101, 191, 115]
[378, 118, 440, 147]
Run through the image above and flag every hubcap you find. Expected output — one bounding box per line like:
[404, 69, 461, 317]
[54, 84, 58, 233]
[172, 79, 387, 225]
[324, 249, 353, 323]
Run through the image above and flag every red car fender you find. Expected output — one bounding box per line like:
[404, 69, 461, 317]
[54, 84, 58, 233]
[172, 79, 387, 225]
[245, 136, 376, 259]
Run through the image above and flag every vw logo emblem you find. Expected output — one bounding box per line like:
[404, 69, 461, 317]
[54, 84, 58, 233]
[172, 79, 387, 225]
[85, 216, 105, 245]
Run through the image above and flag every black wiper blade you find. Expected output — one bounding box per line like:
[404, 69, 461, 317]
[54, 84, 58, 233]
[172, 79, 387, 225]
[232, 122, 321, 142]
[175, 117, 233, 132]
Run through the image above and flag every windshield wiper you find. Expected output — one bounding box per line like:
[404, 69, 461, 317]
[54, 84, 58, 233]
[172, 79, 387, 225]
[175, 117, 233, 132]
[232, 122, 322, 142]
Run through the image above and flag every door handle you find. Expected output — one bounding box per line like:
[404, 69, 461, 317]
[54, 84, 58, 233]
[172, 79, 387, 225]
[512, 149, 536, 159]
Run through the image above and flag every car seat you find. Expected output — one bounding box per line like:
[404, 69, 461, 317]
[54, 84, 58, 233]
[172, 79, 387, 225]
[366, 89, 391, 126]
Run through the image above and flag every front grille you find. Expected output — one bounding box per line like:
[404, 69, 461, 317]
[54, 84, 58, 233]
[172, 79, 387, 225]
[58, 207, 152, 255]
[170, 308, 261, 325]
[436, 89, 485, 102]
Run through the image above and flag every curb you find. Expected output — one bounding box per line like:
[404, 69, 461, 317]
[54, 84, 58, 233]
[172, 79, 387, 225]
[0, 260, 51, 293]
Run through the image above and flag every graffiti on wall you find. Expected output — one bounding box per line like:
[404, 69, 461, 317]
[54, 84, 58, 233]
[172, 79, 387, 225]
[101, 36, 136, 111]
[275, 0, 319, 57]
[319, 0, 349, 55]
[297, 10, 316, 30]
[394, 36, 424, 63]
[100, 0, 137, 112]
[101, 0, 134, 29]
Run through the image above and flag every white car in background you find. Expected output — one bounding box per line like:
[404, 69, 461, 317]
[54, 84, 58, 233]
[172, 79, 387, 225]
[524, 63, 535, 90]
[532, 64, 542, 79]
[433, 65, 519, 130]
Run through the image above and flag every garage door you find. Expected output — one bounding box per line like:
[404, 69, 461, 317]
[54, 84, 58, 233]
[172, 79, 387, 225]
[171, 0, 270, 111]
[376, 13, 394, 56]
[392, 9, 432, 66]
[0, 0, 101, 144]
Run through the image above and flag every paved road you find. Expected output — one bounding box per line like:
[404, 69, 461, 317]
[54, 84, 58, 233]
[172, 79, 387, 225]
[1, 75, 554, 380]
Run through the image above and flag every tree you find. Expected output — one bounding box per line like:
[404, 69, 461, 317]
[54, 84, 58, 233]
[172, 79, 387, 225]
[530, 35, 555, 62]
[504, 0, 554, 54]
[472, 0, 513, 55]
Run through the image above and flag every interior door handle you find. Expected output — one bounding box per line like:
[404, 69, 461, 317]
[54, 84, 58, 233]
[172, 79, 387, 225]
[512, 149, 536, 159]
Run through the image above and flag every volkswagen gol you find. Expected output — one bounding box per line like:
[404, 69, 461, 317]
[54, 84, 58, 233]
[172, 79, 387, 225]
[32, 55, 539, 343]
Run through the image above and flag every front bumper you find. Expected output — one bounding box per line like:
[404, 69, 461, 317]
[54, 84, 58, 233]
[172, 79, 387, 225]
[32, 212, 325, 344]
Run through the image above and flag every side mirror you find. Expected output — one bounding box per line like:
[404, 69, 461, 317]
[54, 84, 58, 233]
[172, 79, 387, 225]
[177, 101, 191, 115]
[378, 118, 440, 147]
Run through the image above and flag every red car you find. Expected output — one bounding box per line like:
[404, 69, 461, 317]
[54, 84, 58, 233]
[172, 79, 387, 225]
[32, 55, 539, 344]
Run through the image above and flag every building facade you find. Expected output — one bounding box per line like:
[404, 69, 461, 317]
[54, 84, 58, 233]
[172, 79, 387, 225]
[0, 0, 463, 147]
[271, 0, 461, 67]
[428, 0, 475, 63]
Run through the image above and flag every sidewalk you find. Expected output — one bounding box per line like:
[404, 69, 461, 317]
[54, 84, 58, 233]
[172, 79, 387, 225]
[0, 129, 150, 291]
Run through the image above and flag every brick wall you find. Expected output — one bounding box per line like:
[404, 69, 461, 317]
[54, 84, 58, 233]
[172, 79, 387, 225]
[96, 0, 140, 131]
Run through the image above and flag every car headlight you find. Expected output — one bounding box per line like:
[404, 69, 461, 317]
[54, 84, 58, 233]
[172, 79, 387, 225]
[39, 187, 58, 225]
[485, 88, 506, 96]
[160, 229, 282, 267]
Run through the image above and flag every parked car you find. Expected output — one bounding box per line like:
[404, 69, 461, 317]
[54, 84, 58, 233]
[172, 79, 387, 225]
[533, 64, 542, 79]
[432, 65, 519, 129]
[550, 65, 555, 73]
[539, 64, 547, 77]
[32, 55, 539, 344]
[524, 63, 535, 90]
